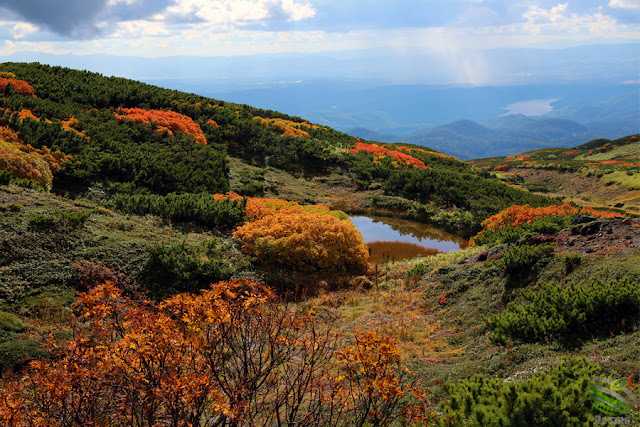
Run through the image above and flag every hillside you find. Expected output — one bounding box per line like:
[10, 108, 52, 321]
[1, 64, 639, 425]
[348, 115, 622, 160]
[468, 135, 640, 214]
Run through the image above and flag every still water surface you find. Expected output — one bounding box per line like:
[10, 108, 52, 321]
[350, 215, 468, 263]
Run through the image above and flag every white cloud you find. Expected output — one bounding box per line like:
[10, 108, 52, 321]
[113, 20, 170, 38]
[523, 3, 618, 35]
[608, 0, 640, 8]
[523, 3, 569, 25]
[154, 0, 315, 28]
[10, 22, 38, 39]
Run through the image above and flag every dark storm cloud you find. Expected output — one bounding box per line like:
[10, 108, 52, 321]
[0, 0, 173, 39]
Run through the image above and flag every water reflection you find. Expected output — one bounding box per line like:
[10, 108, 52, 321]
[350, 215, 468, 263]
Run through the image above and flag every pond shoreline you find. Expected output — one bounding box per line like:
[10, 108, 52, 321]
[349, 214, 469, 263]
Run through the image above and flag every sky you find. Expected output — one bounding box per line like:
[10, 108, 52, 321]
[0, 0, 639, 58]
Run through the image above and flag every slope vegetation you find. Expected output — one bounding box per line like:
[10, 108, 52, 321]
[1, 63, 638, 425]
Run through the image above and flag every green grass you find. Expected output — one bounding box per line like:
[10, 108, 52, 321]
[602, 170, 640, 190]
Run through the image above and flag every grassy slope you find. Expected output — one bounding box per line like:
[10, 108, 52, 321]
[468, 135, 640, 213]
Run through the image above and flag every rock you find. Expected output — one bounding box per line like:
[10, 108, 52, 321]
[477, 252, 488, 262]
[614, 202, 625, 208]
[622, 218, 633, 225]
[572, 215, 596, 225]
[585, 248, 594, 253]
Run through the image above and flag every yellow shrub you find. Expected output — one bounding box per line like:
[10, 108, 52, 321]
[233, 207, 369, 275]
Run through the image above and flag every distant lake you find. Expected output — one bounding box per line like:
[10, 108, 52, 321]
[501, 98, 559, 116]
[350, 215, 468, 263]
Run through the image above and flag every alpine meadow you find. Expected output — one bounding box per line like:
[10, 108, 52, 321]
[0, 60, 638, 425]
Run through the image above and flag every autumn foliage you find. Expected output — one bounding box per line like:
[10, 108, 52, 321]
[114, 108, 207, 145]
[0, 77, 36, 97]
[16, 108, 84, 137]
[212, 192, 369, 291]
[0, 281, 432, 426]
[480, 203, 625, 232]
[0, 126, 72, 190]
[254, 116, 318, 138]
[348, 142, 431, 170]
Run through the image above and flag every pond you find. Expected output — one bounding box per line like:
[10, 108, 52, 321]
[349, 215, 469, 264]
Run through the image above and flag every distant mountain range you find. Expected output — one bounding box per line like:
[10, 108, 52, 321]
[348, 114, 637, 160]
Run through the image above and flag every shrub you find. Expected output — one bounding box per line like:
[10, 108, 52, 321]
[564, 254, 582, 274]
[500, 244, 555, 276]
[107, 192, 246, 230]
[114, 107, 207, 145]
[471, 203, 625, 247]
[10, 178, 41, 190]
[0, 311, 25, 333]
[0, 139, 72, 191]
[233, 207, 369, 293]
[0, 281, 431, 426]
[438, 357, 598, 426]
[0, 169, 11, 185]
[479, 203, 623, 233]
[486, 279, 640, 344]
[143, 240, 251, 295]
[26, 210, 91, 232]
[73, 261, 138, 295]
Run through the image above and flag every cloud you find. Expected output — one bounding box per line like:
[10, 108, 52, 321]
[10, 22, 38, 39]
[0, 0, 171, 39]
[523, 3, 569, 25]
[609, 0, 640, 8]
[0, 0, 109, 38]
[523, 2, 618, 35]
[155, 0, 316, 28]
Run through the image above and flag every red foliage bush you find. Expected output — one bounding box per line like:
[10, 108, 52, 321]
[481, 203, 625, 231]
[73, 261, 137, 295]
[0, 77, 36, 97]
[348, 142, 431, 169]
[114, 108, 207, 144]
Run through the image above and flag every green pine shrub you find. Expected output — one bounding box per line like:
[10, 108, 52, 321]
[438, 357, 598, 426]
[500, 244, 555, 276]
[26, 210, 92, 232]
[0, 310, 25, 333]
[473, 215, 573, 247]
[142, 240, 251, 295]
[0, 169, 11, 185]
[486, 279, 640, 344]
[107, 192, 246, 230]
[564, 254, 582, 274]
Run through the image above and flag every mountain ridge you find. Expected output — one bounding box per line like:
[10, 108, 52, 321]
[348, 114, 624, 160]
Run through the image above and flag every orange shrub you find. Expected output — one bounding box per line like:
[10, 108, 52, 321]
[114, 108, 207, 144]
[214, 191, 346, 221]
[15, 108, 85, 138]
[0, 127, 72, 190]
[233, 207, 369, 275]
[0, 282, 432, 426]
[0, 77, 36, 97]
[396, 145, 460, 161]
[254, 117, 313, 137]
[348, 142, 430, 169]
[481, 203, 624, 231]
[493, 164, 509, 172]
